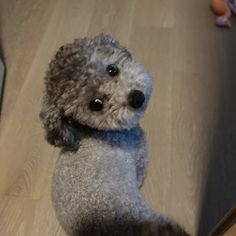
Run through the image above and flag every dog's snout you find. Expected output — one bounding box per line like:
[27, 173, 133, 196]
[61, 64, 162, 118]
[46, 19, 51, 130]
[128, 90, 145, 109]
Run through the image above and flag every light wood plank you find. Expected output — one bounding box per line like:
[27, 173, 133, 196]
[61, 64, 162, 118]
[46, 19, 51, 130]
[87, 0, 136, 45]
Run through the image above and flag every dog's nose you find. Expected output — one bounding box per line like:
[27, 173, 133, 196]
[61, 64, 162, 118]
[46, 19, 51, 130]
[128, 90, 145, 109]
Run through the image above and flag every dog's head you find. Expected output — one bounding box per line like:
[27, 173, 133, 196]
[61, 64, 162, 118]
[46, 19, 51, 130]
[40, 34, 153, 150]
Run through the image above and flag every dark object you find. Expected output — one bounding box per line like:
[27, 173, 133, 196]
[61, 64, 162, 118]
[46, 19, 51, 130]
[89, 98, 103, 111]
[209, 205, 236, 235]
[128, 90, 145, 109]
[106, 64, 120, 77]
[0, 58, 5, 114]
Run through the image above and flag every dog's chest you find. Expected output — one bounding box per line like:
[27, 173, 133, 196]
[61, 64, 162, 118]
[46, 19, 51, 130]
[55, 127, 144, 189]
[78, 134, 138, 167]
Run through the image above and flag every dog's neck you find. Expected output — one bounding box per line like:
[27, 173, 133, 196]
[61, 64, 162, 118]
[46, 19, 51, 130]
[67, 117, 142, 148]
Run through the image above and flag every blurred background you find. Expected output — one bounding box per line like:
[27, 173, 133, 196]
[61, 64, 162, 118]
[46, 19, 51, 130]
[0, 0, 236, 235]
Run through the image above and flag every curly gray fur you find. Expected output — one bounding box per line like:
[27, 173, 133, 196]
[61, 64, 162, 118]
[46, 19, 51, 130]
[40, 34, 189, 236]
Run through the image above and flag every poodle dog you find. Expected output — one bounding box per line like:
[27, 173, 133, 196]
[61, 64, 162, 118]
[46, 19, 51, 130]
[40, 34, 189, 236]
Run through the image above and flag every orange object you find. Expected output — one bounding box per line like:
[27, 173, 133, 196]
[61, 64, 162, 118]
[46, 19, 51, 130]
[211, 0, 236, 28]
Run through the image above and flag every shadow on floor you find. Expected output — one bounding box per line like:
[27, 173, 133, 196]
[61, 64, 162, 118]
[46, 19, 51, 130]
[0, 20, 6, 116]
[197, 28, 236, 235]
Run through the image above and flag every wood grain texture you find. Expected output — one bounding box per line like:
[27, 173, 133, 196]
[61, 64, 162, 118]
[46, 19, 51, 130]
[0, 0, 236, 235]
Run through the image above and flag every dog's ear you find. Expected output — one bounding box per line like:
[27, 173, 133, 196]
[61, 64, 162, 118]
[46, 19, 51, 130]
[40, 105, 79, 151]
[39, 42, 84, 151]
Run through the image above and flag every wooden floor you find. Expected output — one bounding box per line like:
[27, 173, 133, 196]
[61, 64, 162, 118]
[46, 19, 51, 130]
[0, 0, 236, 235]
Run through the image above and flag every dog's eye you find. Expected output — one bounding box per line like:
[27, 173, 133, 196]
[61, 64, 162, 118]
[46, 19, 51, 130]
[106, 64, 119, 77]
[89, 99, 103, 111]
